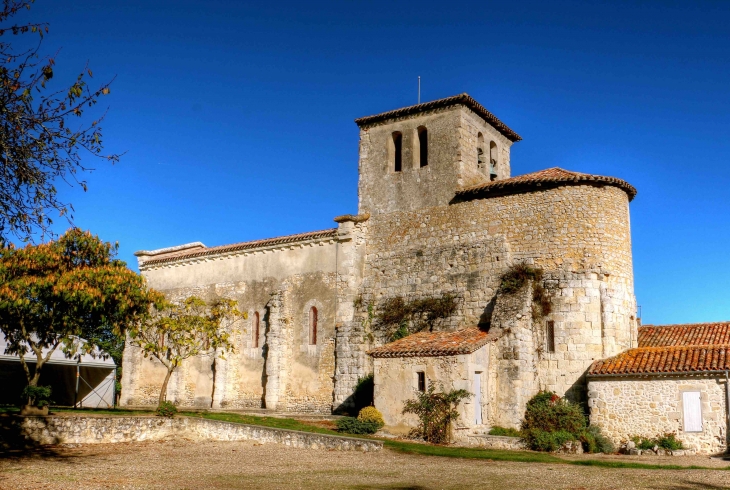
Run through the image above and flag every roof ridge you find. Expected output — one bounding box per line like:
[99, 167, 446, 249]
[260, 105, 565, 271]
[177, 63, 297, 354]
[139, 228, 338, 268]
[641, 321, 730, 328]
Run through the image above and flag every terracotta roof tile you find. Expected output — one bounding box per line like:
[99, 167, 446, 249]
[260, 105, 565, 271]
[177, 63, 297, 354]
[455, 167, 637, 202]
[138, 229, 337, 267]
[638, 322, 730, 347]
[588, 345, 730, 376]
[367, 327, 496, 358]
[354, 93, 522, 142]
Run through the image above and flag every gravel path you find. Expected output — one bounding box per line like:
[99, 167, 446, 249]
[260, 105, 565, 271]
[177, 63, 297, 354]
[1, 440, 729, 490]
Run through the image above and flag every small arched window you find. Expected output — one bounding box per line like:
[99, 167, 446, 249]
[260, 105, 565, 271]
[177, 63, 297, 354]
[489, 141, 498, 181]
[309, 307, 318, 345]
[477, 133, 486, 170]
[391, 132, 403, 172]
[417, 127, 428, 167]
[252, 311, 260, 348]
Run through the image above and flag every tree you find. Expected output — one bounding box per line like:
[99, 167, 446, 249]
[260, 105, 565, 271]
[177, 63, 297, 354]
[127, 296, 242, 406]
[0, 1, 119, 243]
[0, 228, 153, 400]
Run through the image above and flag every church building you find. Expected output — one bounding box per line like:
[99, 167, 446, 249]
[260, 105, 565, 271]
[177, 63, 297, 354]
[122, 94, 728, 453]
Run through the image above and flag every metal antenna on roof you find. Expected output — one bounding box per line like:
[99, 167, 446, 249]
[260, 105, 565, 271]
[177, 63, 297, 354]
[418, 76, 421, 104]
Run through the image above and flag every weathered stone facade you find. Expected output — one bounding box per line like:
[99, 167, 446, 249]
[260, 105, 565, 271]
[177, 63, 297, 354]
[588, 376, 728, 454]
[123, 94, 646, 436]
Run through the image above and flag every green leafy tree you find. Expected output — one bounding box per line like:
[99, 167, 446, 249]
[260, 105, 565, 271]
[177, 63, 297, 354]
[0, 228, 153, 398]
[127, 296, 242, 406]
[0, 0, 119, 242]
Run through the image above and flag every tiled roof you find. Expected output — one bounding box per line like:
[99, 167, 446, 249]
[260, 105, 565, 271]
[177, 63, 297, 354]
[589, 321, 730, 376]
[367, 327, 496, 358]
[639, 322, 730, 347]
[138, 229, 338, 267]
[455, 167, 637, 202]
[588, 345, 730, 376]
[354, 93, 522, 142]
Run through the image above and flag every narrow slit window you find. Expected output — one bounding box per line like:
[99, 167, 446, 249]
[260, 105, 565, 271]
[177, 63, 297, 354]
[417, 371, 426, 392]
[392, 132, 402, 172]
[418, 127, 428, 167]
[546, 320, 555, 353]
[252, 311, 260, 348]
[309, 306, 318, 345]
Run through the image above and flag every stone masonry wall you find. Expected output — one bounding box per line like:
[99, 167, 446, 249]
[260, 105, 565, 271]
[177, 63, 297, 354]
[588, 377, 728, 454]
[122, 238, 339, 413]
[342, 184, 636, 420]
[8, 416, 382, 452]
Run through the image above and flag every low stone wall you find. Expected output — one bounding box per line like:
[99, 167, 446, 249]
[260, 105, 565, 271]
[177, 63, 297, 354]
[5, 416, 382, 452]
[462, 434, 527, 450]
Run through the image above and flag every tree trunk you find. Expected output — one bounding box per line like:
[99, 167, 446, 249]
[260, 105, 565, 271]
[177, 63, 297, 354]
[159, 368, 174, 406]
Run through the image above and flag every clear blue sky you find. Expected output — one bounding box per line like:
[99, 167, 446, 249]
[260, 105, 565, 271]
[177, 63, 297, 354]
[24, 0, 730, 325]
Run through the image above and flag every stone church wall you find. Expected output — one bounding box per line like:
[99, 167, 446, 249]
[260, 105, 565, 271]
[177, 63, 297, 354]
[588, 376, 728, 454]
[121, 238, 339, 413]
[335, 183, 637, 417]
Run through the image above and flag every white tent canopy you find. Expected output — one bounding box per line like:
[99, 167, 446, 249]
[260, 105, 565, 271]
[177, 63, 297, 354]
[0, 336, 116, 408]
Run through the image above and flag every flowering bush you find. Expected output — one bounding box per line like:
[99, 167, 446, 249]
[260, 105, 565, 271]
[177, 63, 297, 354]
[156, 401, 177, 418]
[357, 406, 384, 428]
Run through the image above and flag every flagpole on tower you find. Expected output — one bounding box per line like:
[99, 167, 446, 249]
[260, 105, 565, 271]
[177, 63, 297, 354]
[418, 76, 421, 104]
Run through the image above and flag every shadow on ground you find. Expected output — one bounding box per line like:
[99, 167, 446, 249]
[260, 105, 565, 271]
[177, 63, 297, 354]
[0, 413, 77, 461]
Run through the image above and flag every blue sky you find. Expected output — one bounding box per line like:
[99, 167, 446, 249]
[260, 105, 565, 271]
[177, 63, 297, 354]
[20, 0, 730, 325]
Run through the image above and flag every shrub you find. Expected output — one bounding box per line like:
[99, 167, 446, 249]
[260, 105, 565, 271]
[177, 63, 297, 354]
[358, 406, 384, 429]
[21, 385, 52, 408]
[521, 391, 613, 453]
[156, 401, 177, 418]
[402, 384, 471, 444]
[580, 425, 615, 454]
[631, 433, 683, 451]
[336, 417, 380, 435]
[522, 391, 586, 435]
[656, 433, 683, 450]
[376, 294, 458, 341]
[488, 426, 522, 437]
[523, 428, 576, 452]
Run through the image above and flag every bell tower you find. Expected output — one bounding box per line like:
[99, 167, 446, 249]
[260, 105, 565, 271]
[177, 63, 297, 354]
[354, 93, 521, 216]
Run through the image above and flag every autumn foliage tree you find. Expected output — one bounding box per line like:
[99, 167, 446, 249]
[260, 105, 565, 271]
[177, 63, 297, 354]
[0, 228, 153, 402]
[128, 296, 242, 406]
[0, 0, 119, 242]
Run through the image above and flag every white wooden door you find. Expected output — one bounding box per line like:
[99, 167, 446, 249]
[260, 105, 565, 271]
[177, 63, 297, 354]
[474, 372, 482, 425]
[682, 391, 703, 432]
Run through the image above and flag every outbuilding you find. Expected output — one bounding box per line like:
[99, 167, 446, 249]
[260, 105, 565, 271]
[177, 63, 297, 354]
[0, 336, 117, 408]
[368, 327, 497, 439]
[588, 322, 730, 454]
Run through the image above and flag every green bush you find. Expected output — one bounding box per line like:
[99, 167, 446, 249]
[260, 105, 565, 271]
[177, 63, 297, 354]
[631, 433, 683, 451]
[580, 425, 615, 454]
[522, 391, 586, 435]
[357, 406, 385, 428]
[156, 401, 177, 418]
[402, 384, 472, 444]
[524, 428, 575, 452]
[21, 385, 52, 407]
[336, 417, 381, 434]
[488, 426, 523, 437]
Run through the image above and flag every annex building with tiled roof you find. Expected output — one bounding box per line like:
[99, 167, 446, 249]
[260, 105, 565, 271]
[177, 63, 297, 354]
[122, 94, 728, 453]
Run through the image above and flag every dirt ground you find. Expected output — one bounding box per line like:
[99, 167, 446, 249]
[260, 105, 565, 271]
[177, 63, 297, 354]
[1, 440, 729, 490]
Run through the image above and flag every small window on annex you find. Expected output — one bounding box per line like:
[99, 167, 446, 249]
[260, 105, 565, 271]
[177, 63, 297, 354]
[417, 126, 428, 167]
[391, 132, 403, 172]
[252, 311, 260, 348]
[416, 371, 426, 392]
[545, 320, 555, 353]
[309, 306, 318, 345]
